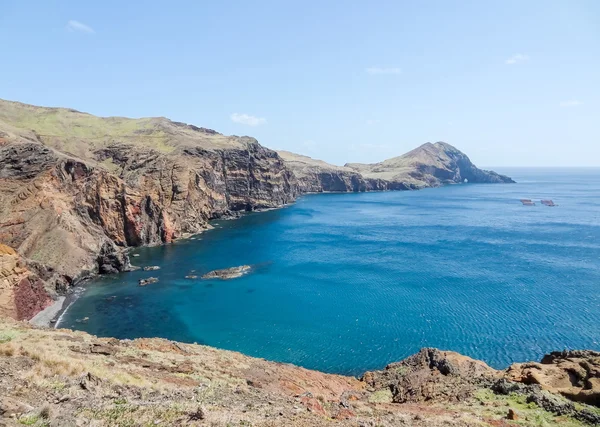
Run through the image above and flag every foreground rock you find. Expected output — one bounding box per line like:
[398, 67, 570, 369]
[201, 265, 251, 280]
[506, 350, 600, 406]
[0, 318, 596, 426]
[363, 348, 500, 403]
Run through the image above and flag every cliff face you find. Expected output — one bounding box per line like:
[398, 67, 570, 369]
[0, 244, 53, 320]
[0, 100, 298, 318]
[277, 150, 411, 192]
[0, 99, 514, 320]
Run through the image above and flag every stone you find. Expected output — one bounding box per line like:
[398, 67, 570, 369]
[139, 277, 159, 286]
[506, 350, 600, 406]
[363, 348, 500, 404]
[201, 265, 251, 280]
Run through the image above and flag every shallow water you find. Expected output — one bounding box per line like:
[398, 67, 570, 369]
[61, 168, 600, 375]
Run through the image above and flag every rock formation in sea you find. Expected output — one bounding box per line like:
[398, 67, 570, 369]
[201, 265, 252, 280]
[0, 316, 598, 426]
[0, 98, 514, 320]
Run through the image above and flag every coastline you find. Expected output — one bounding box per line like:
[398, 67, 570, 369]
[42, 205, 292, 329]
[29, 296, 66, 327]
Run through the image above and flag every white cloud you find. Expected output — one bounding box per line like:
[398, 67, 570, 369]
[366, 119, 381, 125]
[560, 100, 582, 108]
[66, 20, 95, 34]
[230, 113, 267, 126]
[505, 54, 529, 65]
[366, 67, 402, 75]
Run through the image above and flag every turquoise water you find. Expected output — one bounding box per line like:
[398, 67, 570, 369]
[60, 168, 600, 376]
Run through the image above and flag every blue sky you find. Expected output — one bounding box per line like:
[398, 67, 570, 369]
[1, 1, 599, 166]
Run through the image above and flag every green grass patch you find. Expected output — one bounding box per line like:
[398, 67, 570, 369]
[0, 330, 17, 343]
[472, 389, 586, 427]
[368, 388, 393, 403]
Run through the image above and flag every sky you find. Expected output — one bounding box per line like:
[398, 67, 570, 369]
[1, 1, 599, 167]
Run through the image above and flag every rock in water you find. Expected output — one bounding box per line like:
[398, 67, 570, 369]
[201, 265, 251, 280]
[139, 277, 159, 286]
[143, 266, 161, 271]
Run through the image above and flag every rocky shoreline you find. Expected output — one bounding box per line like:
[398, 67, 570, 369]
[1, 317, 599, 426]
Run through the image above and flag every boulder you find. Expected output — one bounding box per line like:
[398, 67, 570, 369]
[139, 277, 159, 286]
[505, 350, 600, 407]
[362, 348, 500, 403]
[201, 265, 251, 280]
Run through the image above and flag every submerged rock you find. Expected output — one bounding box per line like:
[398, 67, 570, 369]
[143, 266, 161, 271]
[201, 265, 251, 280]
[185, 275, 198, 279]
[139, 277, 159, 286]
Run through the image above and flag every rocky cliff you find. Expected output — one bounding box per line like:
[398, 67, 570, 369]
[0, 317, 598, 426]
[280, 142, 513, 192]
[0, 99, 514, 321]
[0, 99, 297, 317]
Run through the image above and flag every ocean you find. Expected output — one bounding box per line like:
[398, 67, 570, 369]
[59, 168, 600, 376]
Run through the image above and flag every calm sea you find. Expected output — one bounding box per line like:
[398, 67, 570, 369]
[60, 168, 600, 375]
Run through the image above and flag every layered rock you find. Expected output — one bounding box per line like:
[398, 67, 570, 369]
[277, 150, 397, 192]
[0, 99, 297, 319]
[0, 244, 54, 320]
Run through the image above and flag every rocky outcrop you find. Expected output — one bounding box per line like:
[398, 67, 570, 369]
[506, 350, 600, 407]
[201, 265, 252, 280]
[0, 244, 54, 320]
[363, 348, 500, 403]
[279, 143, 513, 192]
[0, 100, 298, 319]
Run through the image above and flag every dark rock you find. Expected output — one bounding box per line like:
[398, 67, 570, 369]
[139, 277, 159, 286]
[90, 343, 116, 356]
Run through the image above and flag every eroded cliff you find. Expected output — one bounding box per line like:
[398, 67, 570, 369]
[0, 99, 514, 321]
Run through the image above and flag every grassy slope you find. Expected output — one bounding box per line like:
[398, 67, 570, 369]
[0, 318, 591, 427]
[0, 99, 245, 160]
